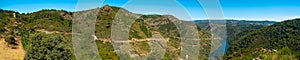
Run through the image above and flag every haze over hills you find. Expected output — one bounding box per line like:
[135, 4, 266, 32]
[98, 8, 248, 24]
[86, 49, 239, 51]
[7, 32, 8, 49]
[0, 5, 300, 60]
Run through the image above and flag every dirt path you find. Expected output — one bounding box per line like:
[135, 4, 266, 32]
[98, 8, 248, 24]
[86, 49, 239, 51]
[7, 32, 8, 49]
[36, 29, 71, 34]
[0, 38, 25, 60]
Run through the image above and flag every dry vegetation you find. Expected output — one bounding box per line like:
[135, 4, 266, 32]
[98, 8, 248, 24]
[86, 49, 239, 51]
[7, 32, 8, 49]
[0, 38, 25, 60]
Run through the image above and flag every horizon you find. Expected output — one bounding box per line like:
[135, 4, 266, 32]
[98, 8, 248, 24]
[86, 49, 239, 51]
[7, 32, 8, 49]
[1, 0, 300, 22]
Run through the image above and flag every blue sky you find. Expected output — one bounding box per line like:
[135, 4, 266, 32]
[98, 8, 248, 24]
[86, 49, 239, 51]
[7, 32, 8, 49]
[0, 0, 300, 21]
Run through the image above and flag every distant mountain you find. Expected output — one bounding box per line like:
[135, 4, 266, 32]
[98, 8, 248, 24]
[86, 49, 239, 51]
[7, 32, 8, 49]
[194, 20, 276, 43]
[194, 20, 276, 28]
[194, 20, 279, 59]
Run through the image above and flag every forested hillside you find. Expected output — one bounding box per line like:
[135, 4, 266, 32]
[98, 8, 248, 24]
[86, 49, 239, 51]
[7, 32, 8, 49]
[195, 20, 276, 44]
[226, 19, 300, 60]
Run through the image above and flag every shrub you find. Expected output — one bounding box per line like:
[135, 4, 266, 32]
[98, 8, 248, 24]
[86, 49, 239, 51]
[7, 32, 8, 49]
[5, 35, 18, 46]
[25, 33, 75, 60]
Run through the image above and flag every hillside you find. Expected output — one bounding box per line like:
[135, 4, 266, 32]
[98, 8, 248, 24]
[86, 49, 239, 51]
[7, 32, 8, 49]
[92, 5, 212, 60]
[2, 4, 298, 60]
[0, 5, 212, 60]
[226, 19, 300, 60]
[195, 20, 277, 59]
[195, 20, 276, 43]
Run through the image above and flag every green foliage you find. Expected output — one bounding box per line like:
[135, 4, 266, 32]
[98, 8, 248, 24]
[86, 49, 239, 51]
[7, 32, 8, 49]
[140, 25, 151, 38]
[226, 47, 297, 60]
[226, 19, 300, 60]
[130, 29, 143, 39]
[129, 19, 152, 39]
[130, 41, 151, 55]
[5, 35, 17, 45]
[277, 46, 292, 55]
[0, 10, 15, 33]
[21, 9, 73, 32]
[263, 46, 297, 60]
[158, 21, 175, 31]
[0, 22, 5, 33]
[5, 35, 18, 49]
[0, 5, 212, 60]
[96, 40, 119, 60]
[26, 19, 72, 32]
[230, 19, 300, 52]
[162, 51, 177, 60]
[25, 33, 75, 60]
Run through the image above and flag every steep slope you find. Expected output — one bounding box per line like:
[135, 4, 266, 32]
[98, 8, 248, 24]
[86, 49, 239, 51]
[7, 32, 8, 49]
[94, 5, 212, 60]
[0, 9, 27, 60]
[195, 20, 276, 59]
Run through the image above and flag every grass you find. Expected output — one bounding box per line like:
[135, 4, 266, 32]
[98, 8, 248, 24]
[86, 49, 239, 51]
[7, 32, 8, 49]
[0, 38, 25, 60]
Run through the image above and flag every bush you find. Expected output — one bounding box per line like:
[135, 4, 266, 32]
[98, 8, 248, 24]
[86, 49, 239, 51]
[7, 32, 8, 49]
[5, 35, 18, 46]
[25, 33, 75, 60]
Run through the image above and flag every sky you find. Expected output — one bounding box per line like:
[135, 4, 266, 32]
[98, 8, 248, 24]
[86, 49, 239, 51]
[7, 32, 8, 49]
[0, 0, 300, 21]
